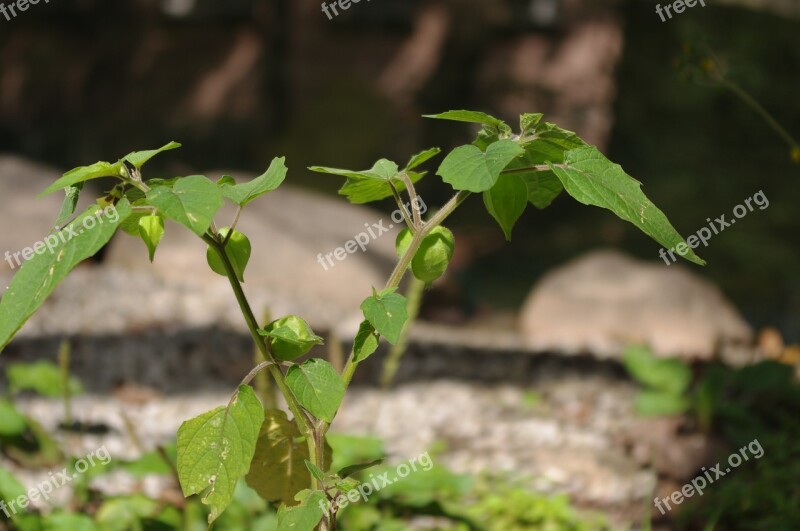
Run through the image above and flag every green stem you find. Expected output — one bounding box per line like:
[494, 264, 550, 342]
[500, 164, 556, 175]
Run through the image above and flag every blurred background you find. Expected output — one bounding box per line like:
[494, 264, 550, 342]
[0, 0, 798, 529]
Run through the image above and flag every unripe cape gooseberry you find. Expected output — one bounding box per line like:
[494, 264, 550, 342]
[263, 315, 322, 361]
[395, 226, 455, 284]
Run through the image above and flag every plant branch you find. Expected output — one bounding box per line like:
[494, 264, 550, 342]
[398, 173, 423, 228]
[389, 182, 416, 231]
[500, 164, 555, 175]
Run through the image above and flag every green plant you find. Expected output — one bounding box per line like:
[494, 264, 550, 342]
[623, 345, 693, 416]
[0, 110, 704, 530]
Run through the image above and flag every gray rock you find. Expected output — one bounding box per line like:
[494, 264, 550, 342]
[519, 250, 753, 360]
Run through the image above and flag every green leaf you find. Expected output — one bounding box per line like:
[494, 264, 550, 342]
[549, 147, 705, 266]
[54, 183, 84, 228]
[95, 496, 160, 531]
[286, 359, 345, 423]
[122, 141, 182, 168]
[146, 175, 223, 237]
[360, 289, 409, 345]
[483, 173, 528, 240]
[352, 321, 380, 363]
[221, 157, 288, 207]
[207, 228, 252, 282]
[405, 148, 442, 171]
[138, 215, 165, 262]
[7, 361, 83, 397]
[424, 110, 511, 133]
[436, 140, 524, 193]
[42, 513, 99, 531]
[304, 460, 326, 482]
[276, 490, 326, 531]
[0, 466, 27, 501]
[623, 345, 692, 395]
[39, 142, 181, 197]
[338, 458, 385, 478]
[0, 200, 132, 352]
[519, 113, 544, 135]
[0, 400, 27, 436]
[521, 170, 564, 209]
[510, 120, 587, 209]
[634, 391, 690, 416]
[176, 385, 265, 524]
[246, 409, 332, 505]
[309, 159, 425, 204]
[520, 121, 586, 159]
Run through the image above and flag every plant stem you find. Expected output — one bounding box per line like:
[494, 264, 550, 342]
[500, 164, 556, 175]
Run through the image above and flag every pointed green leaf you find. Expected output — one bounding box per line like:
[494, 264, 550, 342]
[304, 460, 326, 482]
[138, 215, 165, 262]
[221, 157, 288, 206]
[121, 141, 182, 168]
[338, 458, 385, 479]
[176, 385, 264, 524]
[483, 173, 528, 240]
[550, 147, 705, 265]
[286, 359, 345, 423]
[424, 110, 511, 132]
[437, 140, 524, 193]
[352, 320, 379, 363]
[246, 409, 333, 505]
[0, 200, 132, 352]
[405, 148, 441, 171]
[276, 489, 326, 531]
[519, 113, 544, 135]
[309, 159, 424, 204]
[39, 142, 181, 197]
[360, 289, 408, 345]
[146, 175, 223, 237]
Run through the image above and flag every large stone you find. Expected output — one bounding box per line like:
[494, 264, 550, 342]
[519, 250, 753, 360]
